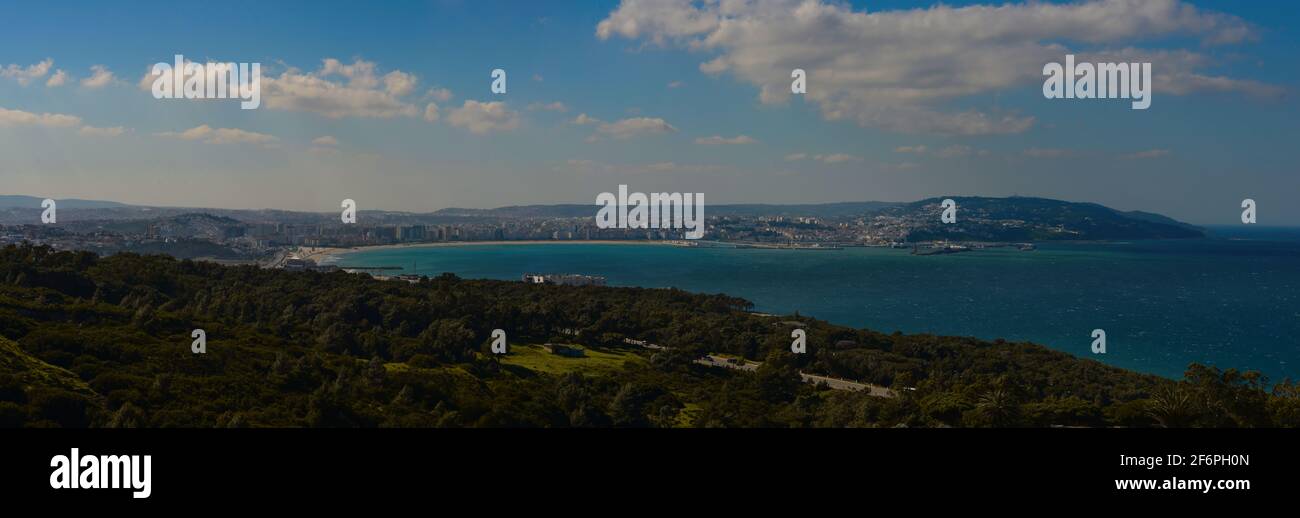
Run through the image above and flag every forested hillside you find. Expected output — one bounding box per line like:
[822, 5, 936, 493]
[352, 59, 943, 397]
[0, 244, 1296, 428]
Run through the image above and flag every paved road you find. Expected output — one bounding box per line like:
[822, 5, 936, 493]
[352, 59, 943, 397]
[623, 339, 893, 397]
[799, 372, 894, 397]
[695, 355, 759, 372]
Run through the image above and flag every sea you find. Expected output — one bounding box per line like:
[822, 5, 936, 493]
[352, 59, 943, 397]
[332, 226, 1300, 381]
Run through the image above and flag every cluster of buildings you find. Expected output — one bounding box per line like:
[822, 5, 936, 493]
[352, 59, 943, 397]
[0, 225, 200, 255]
[521, 273, 607, 287]
[1, 200, 1063, 265]
[233, 219, 696, 251]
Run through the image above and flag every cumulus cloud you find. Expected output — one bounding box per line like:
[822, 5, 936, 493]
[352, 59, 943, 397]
[156, 125, 278, 146]
[815, 153, 863, 164]
[80, 65, 115, 89]
[596, 0, 1273, 135]
[527, 101, 569, 112]
[381, 70, 417, 97]
[78, 126, 126, 137]
[785, 152, 863, 164]
[0, 58, 52, 85]
[259, 58, 422, 119]
[590, 116, 677, 141]
[785, 152, 861, 164]
[695, 135, 756, 145]
[447, 100, 520, 134]
[45, 69, 68, 87]
[423, 102, 440, 122]
[571, 113, 601, 125]
[1, 59, 53, 86]
[1086, 48, 1285, 100]
[426, 87, 454, 102]
[0, 106, 81, 127]
[0, 106, 130, 137]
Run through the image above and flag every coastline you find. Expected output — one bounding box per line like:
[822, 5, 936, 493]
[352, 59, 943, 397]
[303, 240, 675, 264]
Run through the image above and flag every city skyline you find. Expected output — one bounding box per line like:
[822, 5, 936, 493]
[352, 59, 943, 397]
[1, 0, 1297, 225]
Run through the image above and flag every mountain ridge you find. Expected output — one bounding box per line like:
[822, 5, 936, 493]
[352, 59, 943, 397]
[1, 193, 1204, 238]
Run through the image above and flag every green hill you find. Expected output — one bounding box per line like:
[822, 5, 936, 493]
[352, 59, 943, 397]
[888, 196, 1204, 241]
[0, 335, 103, 427]
[0, 335, 97, 396]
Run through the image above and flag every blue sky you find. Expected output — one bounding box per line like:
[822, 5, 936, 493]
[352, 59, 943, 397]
[0, 0, 1296, 225]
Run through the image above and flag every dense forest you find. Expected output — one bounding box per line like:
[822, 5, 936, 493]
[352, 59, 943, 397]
[0, 243, 1296, 428]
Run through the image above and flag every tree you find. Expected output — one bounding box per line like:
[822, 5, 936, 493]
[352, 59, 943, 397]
[1146, 386, 1195, 428]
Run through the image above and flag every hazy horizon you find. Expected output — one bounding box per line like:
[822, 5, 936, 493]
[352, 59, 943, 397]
[6, 190, 1282, 227]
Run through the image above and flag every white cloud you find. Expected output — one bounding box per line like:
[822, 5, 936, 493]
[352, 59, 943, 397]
[259, 58, 421, 119]
[446, 100, 520, 134]
[695, 135, 756, 145]
[1, 59, 53, 86]
[80, 65, 115, 89]
[319, 58, 379, 88]
[894, 145, 927, 154]
[78, 126, 126, 137]
[423, 102, 440, 122]
[783, 151, 862, 164]
[426, 87, 454, 102]
[45, 69, 67, 87]
[312, 135, 339, 146]
[156, 125, 279, 147]
[667, 81, 685, 89]
[597, 0, 1271, 135]
[527, 101, 569, 112]
[815, 153, 863, 164]
[382, 70, 417, 97]
[571, 113, 601, 125]
[0, 106, 81, 127]
[591, 116, 677, 140]
[0, 106, 131, 138]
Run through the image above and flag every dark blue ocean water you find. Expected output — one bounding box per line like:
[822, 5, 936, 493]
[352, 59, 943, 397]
[337, 227, 1300, 381]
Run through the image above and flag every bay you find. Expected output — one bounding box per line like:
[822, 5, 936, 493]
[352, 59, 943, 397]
[335, 226, 1300, 381]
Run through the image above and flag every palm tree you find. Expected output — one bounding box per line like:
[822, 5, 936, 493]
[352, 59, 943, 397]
[1146, 386, 1195, 428]
[977, 389, 1017, 427]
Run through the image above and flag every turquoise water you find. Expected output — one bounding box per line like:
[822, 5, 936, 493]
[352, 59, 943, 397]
[336, 228, 1300, 381]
